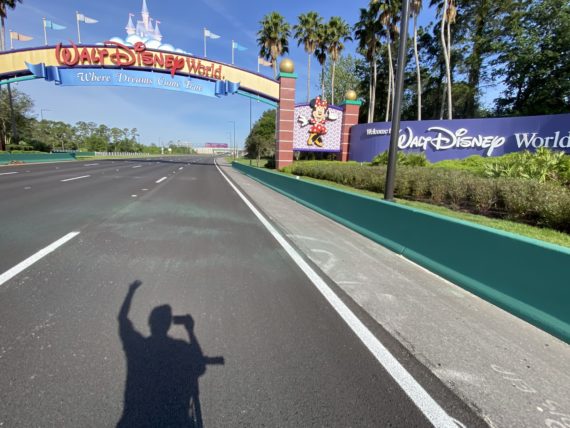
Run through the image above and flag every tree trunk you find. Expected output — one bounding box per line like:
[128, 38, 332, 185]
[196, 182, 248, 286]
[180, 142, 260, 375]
[307, 54, 311, 102]
[446, 19, 453, 119]
[321, 64, 325, 97]
[413, 14, 422, 121]
[368, 61, 373, 123]
[385, 41, 393, 122]
[273, 58, 277, 79]
[370, 57, 378, 122]
[440, 1, 451, 120]
[331, 60, 336, 105]
[0, 17, 5, 52]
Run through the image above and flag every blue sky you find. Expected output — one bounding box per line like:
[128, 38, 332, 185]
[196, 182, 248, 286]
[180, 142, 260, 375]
[5, 0, 437, 148]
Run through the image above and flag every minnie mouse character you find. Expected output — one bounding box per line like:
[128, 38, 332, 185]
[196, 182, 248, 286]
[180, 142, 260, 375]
[298, 96, 337, 147]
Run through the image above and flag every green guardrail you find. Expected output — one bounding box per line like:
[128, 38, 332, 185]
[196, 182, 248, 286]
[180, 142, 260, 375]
[0, 153, 76, 165]
[233, 162, 570, 344]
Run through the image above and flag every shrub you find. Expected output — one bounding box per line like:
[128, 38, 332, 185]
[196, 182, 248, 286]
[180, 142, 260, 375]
[371, 150, 428, 167]
[285, 160, 570, 233]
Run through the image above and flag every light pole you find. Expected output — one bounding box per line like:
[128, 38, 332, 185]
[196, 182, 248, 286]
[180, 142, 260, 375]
[40, 109, 51, 121]
[228, 120, 236, 159]
[384, 0, 411, 201]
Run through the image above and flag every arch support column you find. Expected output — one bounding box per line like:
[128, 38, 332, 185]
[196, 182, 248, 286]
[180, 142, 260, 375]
[340, 94, 362, 162]
[275, 60, 297, 170]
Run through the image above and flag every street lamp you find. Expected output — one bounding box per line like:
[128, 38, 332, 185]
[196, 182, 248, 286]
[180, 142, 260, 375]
[40, 109, 51, 121]
[228, 120, 236, 159]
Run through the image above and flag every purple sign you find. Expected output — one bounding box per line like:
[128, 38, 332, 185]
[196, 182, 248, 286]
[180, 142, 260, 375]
[293, 101, 343, 153]
[205, 143, 228, 148]
[349, 114, 570, 162]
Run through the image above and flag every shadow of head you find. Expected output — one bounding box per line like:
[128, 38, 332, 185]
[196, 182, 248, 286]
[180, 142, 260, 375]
[149, 304, 172, 337]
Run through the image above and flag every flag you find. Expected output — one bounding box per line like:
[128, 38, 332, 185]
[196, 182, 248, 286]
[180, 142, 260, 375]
[77, 13, 98, 24]
[232, 41, 247, 51]
[258, 57, 272, 67]
[204, 28, 220, 39]
[10, 31, 33, 42]
[45, 20, 66, 30]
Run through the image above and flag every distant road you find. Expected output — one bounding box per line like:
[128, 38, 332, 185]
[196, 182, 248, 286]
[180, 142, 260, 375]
[0, 156, 483, 426]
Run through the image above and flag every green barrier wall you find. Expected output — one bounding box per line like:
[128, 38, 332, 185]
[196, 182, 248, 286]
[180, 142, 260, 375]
[233, 162, 570, 343]
[0, 153, 76, 164]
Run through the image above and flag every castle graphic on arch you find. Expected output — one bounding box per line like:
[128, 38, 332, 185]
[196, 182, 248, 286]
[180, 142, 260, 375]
[125, 0, 162, 43]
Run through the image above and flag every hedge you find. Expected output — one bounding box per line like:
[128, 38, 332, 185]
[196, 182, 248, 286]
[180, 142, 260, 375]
[283, 161, 570, 233]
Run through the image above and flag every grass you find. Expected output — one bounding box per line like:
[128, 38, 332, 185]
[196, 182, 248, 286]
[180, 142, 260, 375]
[234, 161, 570, 248]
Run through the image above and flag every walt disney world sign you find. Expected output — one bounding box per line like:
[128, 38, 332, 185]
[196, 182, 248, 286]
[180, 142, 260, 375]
[0, 41, 280, 101]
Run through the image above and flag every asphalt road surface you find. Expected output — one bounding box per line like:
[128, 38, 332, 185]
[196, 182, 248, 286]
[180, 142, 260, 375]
[0, 156, 485, 427]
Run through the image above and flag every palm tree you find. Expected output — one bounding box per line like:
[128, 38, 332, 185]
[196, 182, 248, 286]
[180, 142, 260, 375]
[354, 3, 381, 122]
[431, 0, 456, 119]
[0, 0, 22, 51]
[257, 12, 291, 78]
[314, 23, 329, 97]
[326, 17, 352, 105]
[376, 0, 401, 122]
[410, 0, 423, 120]
[293, 12, 323, 102]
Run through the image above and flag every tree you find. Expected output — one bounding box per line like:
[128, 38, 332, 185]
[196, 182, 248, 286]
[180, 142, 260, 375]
[0, 86, 33, 149]
[322, 55, 363, 106]
[326, 17, 352, 105]
[376, 0, 401, 121]
[354, 2, 382, 122]
[494, 0, 570, 115]
[257, 12, 291, 78]
[0, 0, 22, 51]
[245, 109, 276, 163]
[314, 24, 329, 96]
[294, 12, 323, 102]
[410, 0, 423, 120]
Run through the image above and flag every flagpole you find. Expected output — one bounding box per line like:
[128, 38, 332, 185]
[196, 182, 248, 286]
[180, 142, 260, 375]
[9, 30, 13, 49]
[231, 40, 234, 65]
[43, 18, 48, 46]
[203, 28, 206, 57]
[76, 12, 81, 44]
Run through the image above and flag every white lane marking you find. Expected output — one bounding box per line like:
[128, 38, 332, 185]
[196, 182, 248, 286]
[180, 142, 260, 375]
[132, 165, 142, 169]
[131, 194, 137, 197]
[155, 176, 167, 184]
[178, 167, 183, 170]
[215, 160, 458, 428]
[0, 232, 80, 287]
[84, 163, 99, 166]
[0, 172, 18, 176]
[24, 186, 31, 190]
[142, 188, 148, 191]
[60, 175, 90, 182]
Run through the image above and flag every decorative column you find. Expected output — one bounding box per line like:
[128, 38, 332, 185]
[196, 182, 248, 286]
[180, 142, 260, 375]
[339, 90, 362, 162]
[275, 59, 296, 170]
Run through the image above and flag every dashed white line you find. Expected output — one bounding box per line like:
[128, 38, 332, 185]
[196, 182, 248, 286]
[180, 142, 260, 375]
[155, 176, 167, 184]
[178, 167, 183, 170]
[60, 175, 90, 182]
[132, 165, 142, 168]
[131, 194, 137, 197]
[0, 172, 18, 176]
[0, 232, 80, 287]
[84, 163, 99, 166]
[215, 160, 458, 428]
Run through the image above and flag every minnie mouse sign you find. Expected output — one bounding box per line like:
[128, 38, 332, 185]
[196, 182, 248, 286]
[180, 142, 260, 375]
[294, 96, 343, 152]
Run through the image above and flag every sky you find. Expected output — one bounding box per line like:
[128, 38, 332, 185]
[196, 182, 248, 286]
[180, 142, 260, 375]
[3, 0, 437, 148]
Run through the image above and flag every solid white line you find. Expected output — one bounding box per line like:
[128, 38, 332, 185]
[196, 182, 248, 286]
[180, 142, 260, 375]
[84, 163, 99, 166]
[61, 175, 90, 182]
[0, 232, 80, 287]
[214, 160, 457, 428]
[0, 171, 19, 176]
[155, 176, 167, 184]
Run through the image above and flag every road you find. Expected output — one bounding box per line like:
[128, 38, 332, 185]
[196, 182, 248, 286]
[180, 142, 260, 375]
[0, 156, 485, 427]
